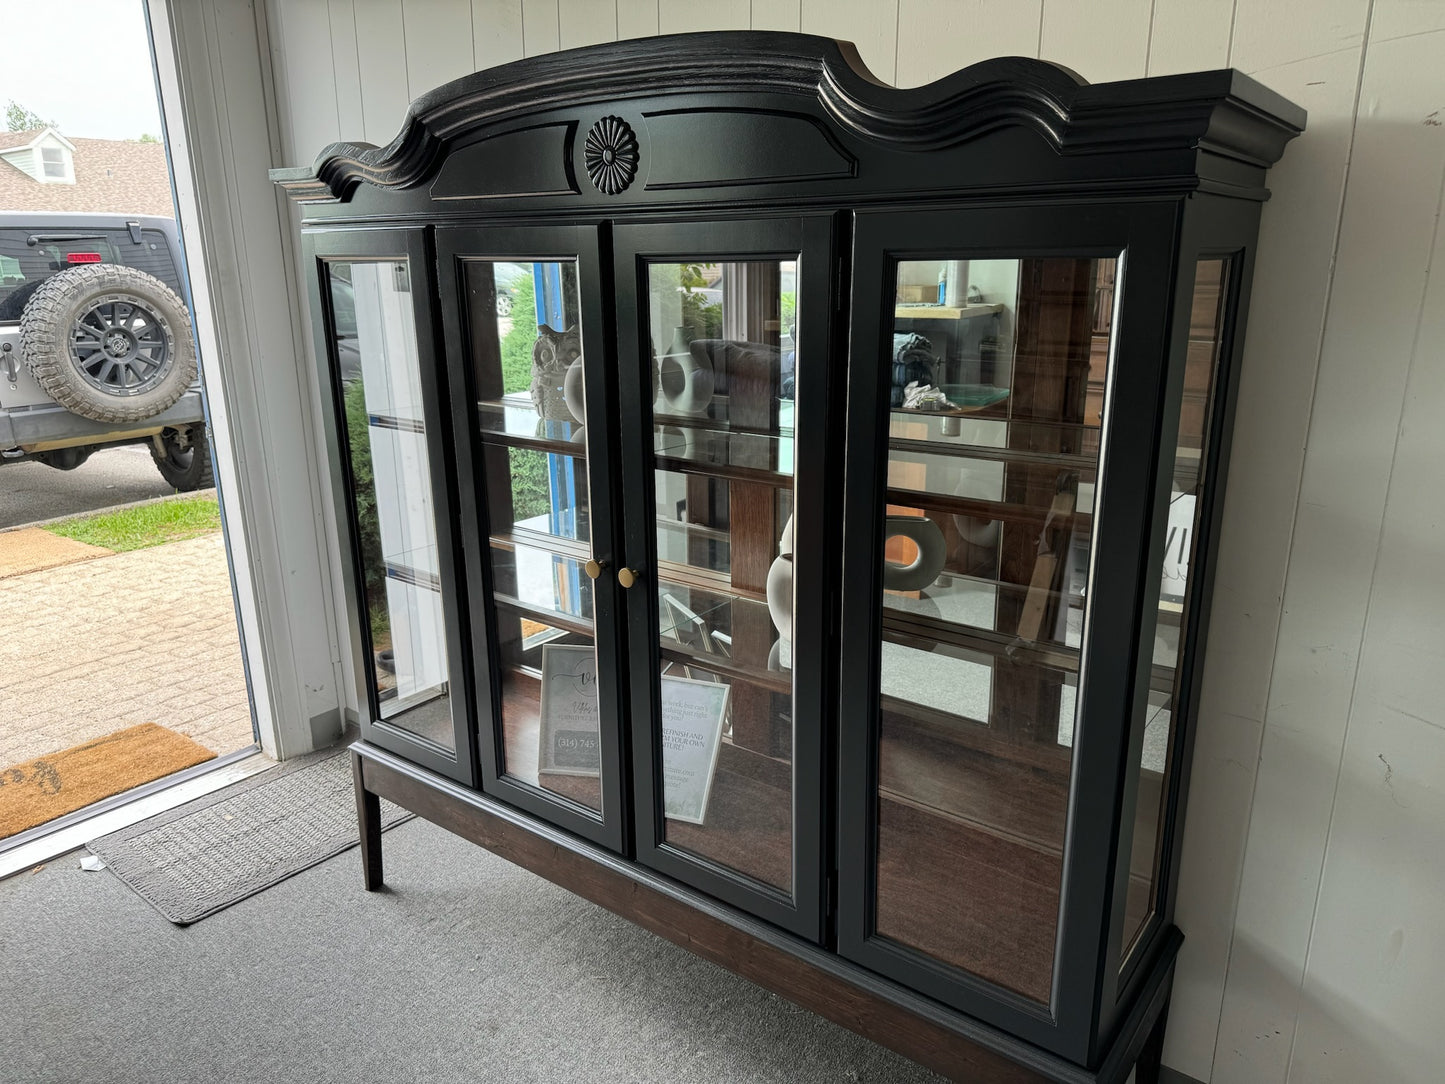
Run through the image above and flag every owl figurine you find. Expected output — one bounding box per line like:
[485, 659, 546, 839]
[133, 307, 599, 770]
[530, 323, 582, 421]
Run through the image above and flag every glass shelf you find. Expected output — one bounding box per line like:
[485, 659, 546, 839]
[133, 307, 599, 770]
[885, 486, 1094, 533]
[654, 422, 794, 487]
[487, 539, 594, 630]
[478, 395, 796, 489]
[477, 397, 587, 456]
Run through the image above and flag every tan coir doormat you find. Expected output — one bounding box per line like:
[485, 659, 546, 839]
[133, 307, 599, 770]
[0, 723, 216, 839]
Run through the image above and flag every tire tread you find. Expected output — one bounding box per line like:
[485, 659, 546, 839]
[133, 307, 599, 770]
[19, 264, 196, 425]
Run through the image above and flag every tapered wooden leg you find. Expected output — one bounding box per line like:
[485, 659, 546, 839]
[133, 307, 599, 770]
[352, 750, 384, 890]
[1135, 996, 1170, 1084]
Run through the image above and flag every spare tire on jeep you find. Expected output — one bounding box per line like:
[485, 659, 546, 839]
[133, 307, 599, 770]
[18, 264, 196, 425]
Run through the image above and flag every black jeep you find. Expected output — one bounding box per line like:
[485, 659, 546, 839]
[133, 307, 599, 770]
[0, 212, 210, 489]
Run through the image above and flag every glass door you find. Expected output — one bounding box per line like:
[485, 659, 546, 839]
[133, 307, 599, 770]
[436, 225, 627, 851]
[613, 218, 835, 940]
[308, 229, 474, 783]
[836, 205, 1179, 1052]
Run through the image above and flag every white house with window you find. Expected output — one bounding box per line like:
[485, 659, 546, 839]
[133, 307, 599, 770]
[0, 128, 75, 184]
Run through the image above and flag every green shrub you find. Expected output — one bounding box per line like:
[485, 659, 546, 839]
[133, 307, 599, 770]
[342, 378, 387, 631]
[509, 447, 553, 525]
[499, 274, 537, 394]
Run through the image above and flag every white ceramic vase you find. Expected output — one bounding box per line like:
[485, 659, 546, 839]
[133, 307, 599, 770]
[658, 337, 715, 415]
[882, 514, 946, 592]
[562, 356, 586, 424]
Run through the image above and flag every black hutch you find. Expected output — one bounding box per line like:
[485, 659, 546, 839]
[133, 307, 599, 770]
[274, 32, 1304, 1083]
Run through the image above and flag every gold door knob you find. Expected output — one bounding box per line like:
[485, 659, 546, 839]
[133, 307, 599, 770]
[584, 558, 607, 580]
[617, 567, 641, 589]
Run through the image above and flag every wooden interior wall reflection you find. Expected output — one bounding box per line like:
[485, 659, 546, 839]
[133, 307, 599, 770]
[687, 264, 784, 758]
[995, 258, 1096, 748]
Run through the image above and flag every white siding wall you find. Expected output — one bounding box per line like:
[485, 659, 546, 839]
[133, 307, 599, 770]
[260, 3, 1445, 1080]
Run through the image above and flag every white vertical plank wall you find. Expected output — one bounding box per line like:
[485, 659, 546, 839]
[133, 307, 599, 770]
[558, 0, 616, 50]
[352, 0, 411, 144]
[893, 1, 1043, 87]
[749, 0, 800, 35]
[615, 0, 657, 41]
[801, 0, 898, 86]
[520, 0, 559, 56]
[1040, 0, 1153, 82]
[328, 0, 365, 141]
[402, 0, 474, 99]
[472, 0, 523, 70]
[254, 3, 1445, 1081]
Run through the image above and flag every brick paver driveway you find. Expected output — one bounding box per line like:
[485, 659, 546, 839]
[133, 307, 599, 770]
[0, 533, 253, 768]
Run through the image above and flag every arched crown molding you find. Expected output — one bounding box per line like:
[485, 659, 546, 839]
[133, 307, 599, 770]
[272, 32, 1305, 205]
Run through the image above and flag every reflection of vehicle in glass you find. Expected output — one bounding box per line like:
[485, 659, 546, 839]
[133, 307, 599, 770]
[327, 267, 361, 382]
[0, 212, 212, 489]
[494, 261, 529, 315]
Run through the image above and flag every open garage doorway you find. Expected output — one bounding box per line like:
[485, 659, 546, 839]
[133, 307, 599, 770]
[0, 0, 258, 855]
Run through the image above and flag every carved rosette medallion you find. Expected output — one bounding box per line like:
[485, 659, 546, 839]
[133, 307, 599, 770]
[584, 116, 639, 195]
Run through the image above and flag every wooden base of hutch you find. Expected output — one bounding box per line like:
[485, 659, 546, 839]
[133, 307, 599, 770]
[351, 741, 1177, 1084]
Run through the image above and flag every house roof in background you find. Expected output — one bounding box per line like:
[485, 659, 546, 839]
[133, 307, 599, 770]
[0, 130, 40, 151]
[0, 128, 76, 153]
[0, 129, 173, 217]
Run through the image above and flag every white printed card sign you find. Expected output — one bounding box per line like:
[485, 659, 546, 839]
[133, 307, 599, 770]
[538, 644, 601, 776]
[1160, 491, 1195, 604]
[659, 675, 729, 825]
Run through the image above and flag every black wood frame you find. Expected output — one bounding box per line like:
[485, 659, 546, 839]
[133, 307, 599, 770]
[837, 202, 1181, 1063]
[304, 227, 476, 785]
[1111, 194, 1264, 1005]
[434, 224, 630, 852]
[611, 216, 838, 941]
[277, 31, 1305, 1082]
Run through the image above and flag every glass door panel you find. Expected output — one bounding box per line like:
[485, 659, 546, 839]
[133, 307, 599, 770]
[645, 260, 797, 895]
[872, 255, 1117, 1004]
[326, 258, 455, 752]
[463, 258, 603, 812]
[1118, 257, 1231, 963]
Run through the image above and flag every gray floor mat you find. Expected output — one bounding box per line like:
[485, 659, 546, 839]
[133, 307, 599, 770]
[86, 745, 411, 924]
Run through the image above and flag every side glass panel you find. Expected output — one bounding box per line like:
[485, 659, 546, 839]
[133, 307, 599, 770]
[873, 256, 1117, 1002]
[464, 260, 603, 813]
[1120, 257, 1230, 960]
[328, 259, 454, 750]
[646, 260, 797, 894]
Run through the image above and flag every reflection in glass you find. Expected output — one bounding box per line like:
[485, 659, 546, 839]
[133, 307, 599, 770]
[873, 256, 1117, 1002]
[646, 260, 798, 893]
[465, 259, 601, 812]
[1120, 258, 1229, 961]
[330, 259, 453, 750]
